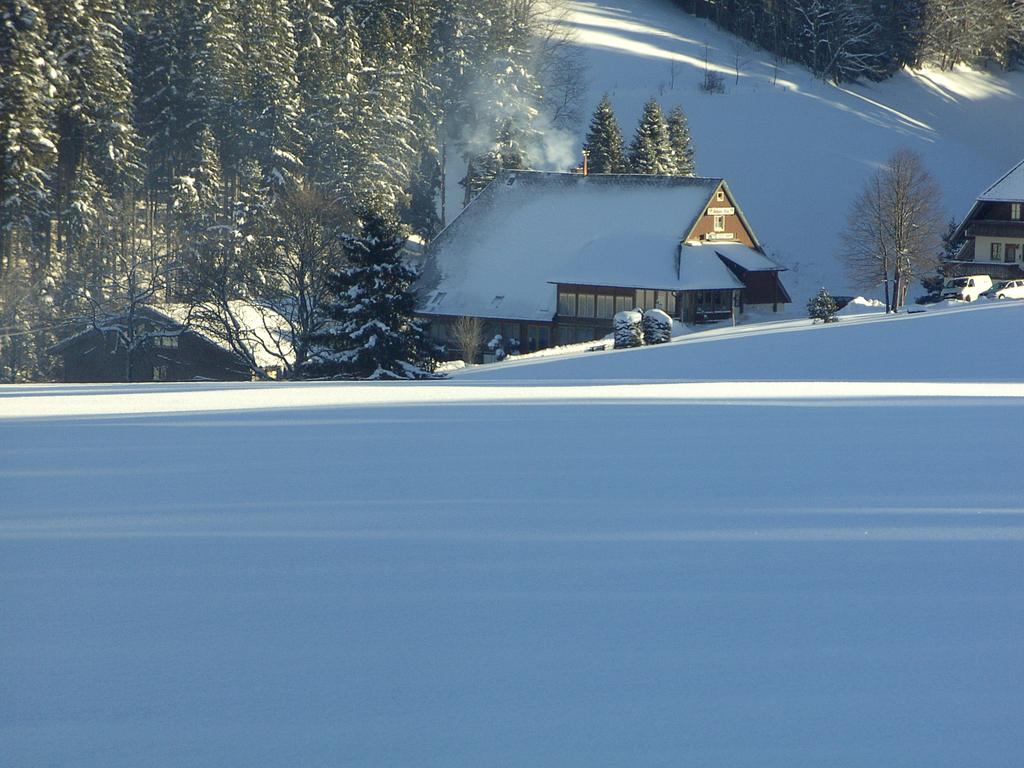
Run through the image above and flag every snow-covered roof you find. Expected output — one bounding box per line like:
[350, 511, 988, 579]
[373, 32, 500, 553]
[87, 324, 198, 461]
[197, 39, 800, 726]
[163, 302, 293, 370]
[551, 234, 744, 291]
[418, 171, 739, 321]
[978, 158, 1024, 202]
[679, 247, 745, 290]
[713, 244, 785, 272]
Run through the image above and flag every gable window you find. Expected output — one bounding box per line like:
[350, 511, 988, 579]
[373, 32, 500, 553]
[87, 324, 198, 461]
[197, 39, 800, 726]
[713, 215, 726, 232]
[716, 190, 725, 202]
[1013, 203, 1021, 220]
[991, 242, 1004, 261]
[557, 292, 576, 317]
[155, 335, 179, 348]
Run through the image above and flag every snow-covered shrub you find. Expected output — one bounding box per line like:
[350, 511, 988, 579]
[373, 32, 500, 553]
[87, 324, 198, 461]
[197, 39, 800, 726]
[642, 309, 672, 345]
[807, 287, 839, 324]
[487, 334, 507, 362]
[614, 310, 644, 349]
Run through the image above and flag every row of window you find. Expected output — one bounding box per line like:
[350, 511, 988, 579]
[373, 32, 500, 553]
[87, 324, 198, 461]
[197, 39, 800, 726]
[557, 289, 678, 319]
[989, 242, 1021, 262]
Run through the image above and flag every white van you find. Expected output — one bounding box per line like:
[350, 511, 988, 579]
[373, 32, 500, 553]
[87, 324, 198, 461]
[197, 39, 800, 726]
[941, 275, 992, 302]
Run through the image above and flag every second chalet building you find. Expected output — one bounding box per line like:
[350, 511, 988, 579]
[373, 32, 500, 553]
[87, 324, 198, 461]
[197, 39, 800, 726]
[417, 171, 790, 356]
[946, 158, 1024, 280]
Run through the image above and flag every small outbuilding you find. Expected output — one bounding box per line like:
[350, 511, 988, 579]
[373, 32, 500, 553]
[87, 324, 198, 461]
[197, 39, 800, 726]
[50, 306, 252, 383]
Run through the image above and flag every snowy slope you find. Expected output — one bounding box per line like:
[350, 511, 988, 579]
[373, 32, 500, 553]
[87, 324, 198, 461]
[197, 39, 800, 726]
[458, 300, 1024, 382]
[4, 376, 1024, 766]
[545, 0, 1024, 304]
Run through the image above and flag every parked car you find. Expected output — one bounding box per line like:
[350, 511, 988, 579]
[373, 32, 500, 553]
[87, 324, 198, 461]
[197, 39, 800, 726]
[941, 274, 993, 302]
[984, 279, 1024, 300]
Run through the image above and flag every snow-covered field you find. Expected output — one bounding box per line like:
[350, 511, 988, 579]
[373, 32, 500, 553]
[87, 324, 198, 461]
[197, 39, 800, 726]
[459, 300, 1024, 382]
[4, 304, 1024, 766]
[547, 0, 1024, 304]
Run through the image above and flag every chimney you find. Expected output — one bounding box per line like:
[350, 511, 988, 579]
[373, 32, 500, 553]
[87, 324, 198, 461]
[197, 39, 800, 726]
[582, 149, 589, 177]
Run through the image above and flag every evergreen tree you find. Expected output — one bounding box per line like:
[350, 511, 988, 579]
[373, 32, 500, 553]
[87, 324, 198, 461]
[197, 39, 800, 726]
[0, 0, 58, 274]
[172, 126, 224, 295]
[666, 106, 696, 176]
[305, 203, 435, 380]
[292, 0, 355, 198]
[613, 309, 643, 349]
[236, 0, 302, 193]
[401, 146, 442, 238]
[642, 308, 672, 344]
[807, 287, 839, 323]
[628, 99, 673, 175]
[45, 0, 142, 317]
[582, 95, 627, 174]
[462, 119, 528, 205]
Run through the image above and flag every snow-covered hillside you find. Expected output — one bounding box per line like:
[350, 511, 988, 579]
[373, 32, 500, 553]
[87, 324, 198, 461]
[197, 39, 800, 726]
[458, 300, 1024, 382]
[548, 0, 1024, 304]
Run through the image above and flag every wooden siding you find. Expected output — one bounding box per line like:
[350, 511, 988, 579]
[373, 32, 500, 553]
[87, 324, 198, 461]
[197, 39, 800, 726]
[685, 184, 757, 247]
[55, 330, 250, 383]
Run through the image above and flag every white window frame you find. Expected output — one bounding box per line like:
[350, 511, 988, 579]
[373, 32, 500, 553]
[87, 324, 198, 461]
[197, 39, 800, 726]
[713, 215, 726, 232]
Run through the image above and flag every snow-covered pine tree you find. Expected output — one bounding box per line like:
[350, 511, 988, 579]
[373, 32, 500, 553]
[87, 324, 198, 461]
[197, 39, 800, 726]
[462, 118, 529, 205]
[47, 0, 143, 201]
[0, 0, 58, 275]
[614, 309, 644, 349]
[346, 8, 420, 210]
[402, 146, 442, 239]
[60, 157, 116, 304]
[666, 105, 696, 176]
[172, 125, 224, 297]
[236, 0, 302, 194]
[428, 0, 475, 226]
[642, 308, 672, 344]
[628, 98, 673, 175]
[582, 95, 627, 175]
[305, 202, 436, 380]
[291, 0, 355, 200]
[460, 0, 540, 205]
[194, 0, 242, 172]
[807, 287, 839, 323]
[45, 0, 142, 319]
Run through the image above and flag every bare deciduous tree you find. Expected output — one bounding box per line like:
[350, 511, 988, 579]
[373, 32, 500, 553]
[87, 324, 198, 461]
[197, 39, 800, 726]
[841, 149, 944, 312]
[451, 315, 484, 364]
[187, 182, 347, 378]
[78, 244, 187, 382]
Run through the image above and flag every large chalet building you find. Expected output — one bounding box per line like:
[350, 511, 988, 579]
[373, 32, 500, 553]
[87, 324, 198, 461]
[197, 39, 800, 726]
[416, 172, 790, 356]
[946, 158, 1024, 280]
